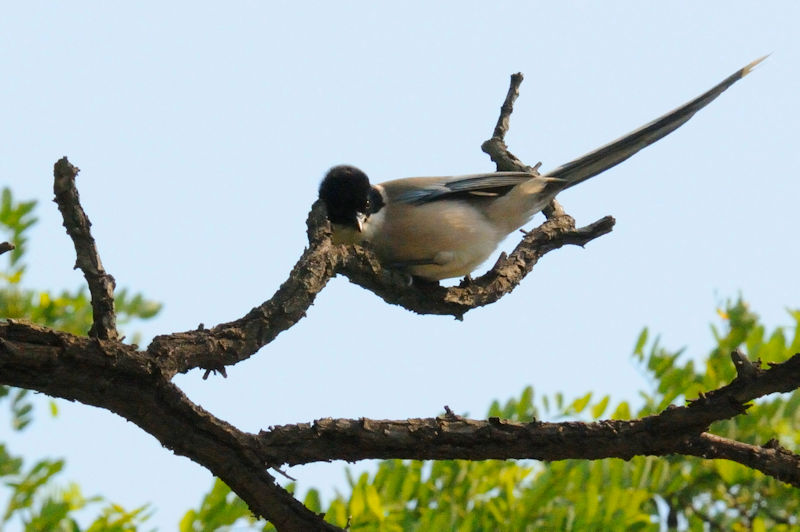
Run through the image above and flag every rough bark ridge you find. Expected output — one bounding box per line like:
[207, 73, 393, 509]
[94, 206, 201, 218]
[1, 69, 796, 531]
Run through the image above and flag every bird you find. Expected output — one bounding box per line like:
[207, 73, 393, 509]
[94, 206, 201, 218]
[319, 57, 765, 281]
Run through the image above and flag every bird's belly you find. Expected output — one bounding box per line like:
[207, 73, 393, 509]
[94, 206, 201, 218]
[364, 201, 504, 281]
[404, 248, 495, 280]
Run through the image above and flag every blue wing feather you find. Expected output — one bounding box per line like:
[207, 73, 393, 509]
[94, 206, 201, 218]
[390, 172, 535, 205]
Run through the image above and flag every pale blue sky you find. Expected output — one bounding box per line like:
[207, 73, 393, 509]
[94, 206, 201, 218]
[2, 2, 799, 530]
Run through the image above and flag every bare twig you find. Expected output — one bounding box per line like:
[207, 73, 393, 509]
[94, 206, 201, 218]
[0, 242, 14, 256]
[52, 157, 118, 340]
[482, 73, 565, 218]
[492, 72, 524, 141]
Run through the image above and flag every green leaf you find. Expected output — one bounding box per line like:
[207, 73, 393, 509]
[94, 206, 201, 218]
[714, 460, 745, 484]
[590, 395, 610, 419]
[179, 478, 251, 532]
[303, 488, 322, 514]
[3, 459, 64, 521]
[349, 479, 366, 519]
[611, 401, 631, 420]
[365, 484, 383, 521]
[0, 444, 23, 477]
[517, 386, 534, 419]
[568, 392, 592, 415]
[633, 327, 649, 358]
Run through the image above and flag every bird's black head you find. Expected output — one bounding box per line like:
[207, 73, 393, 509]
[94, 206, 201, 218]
[319, 165, 373, 229]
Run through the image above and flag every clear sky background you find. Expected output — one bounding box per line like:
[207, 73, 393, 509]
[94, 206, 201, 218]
[1, 2, 798, 530]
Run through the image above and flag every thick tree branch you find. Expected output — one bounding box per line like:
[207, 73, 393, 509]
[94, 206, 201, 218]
[679, 433, 800, 487]
[53, 157, 118, 340]
[257, 352, 800, 489]
[0, 320, 337, 531]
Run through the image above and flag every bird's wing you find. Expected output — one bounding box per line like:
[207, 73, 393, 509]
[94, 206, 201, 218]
[384, 172, 536, 205]
[543, 56, 766, 187]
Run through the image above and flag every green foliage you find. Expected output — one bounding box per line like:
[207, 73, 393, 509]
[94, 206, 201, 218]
[0, 285, 160, 341]
[179, 478, 253, 532]
[0, 188, 35, 275]
[0, 449, 152, 532]
[0, 188, 159, 531]
[179, 479, 318, 532]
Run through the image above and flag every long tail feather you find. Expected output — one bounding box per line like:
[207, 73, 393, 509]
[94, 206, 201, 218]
[544, 56, 766, 186]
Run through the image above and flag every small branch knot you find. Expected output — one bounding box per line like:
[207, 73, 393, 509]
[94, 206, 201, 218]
[731, 349, 759, 380]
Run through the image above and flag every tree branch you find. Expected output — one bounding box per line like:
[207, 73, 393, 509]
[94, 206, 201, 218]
[257, 352, 800, 489]
[148, 204, 339, 377]
[0, 320, 337, 531]
[492, 72, 524, 141]
[0, 242, 13, 256]
[52, 157, 118, 340]
[679, 433, 800, 487]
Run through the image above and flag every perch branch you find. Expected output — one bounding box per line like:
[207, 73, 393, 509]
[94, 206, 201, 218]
[0, 242, 14, 255]
[151, 205, 614, 375]
[52, 157, 118, 340]
[338, 214, 614, 319]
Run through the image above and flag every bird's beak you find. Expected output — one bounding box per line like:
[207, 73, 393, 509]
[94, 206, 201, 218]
[355, 212, 368, 232]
